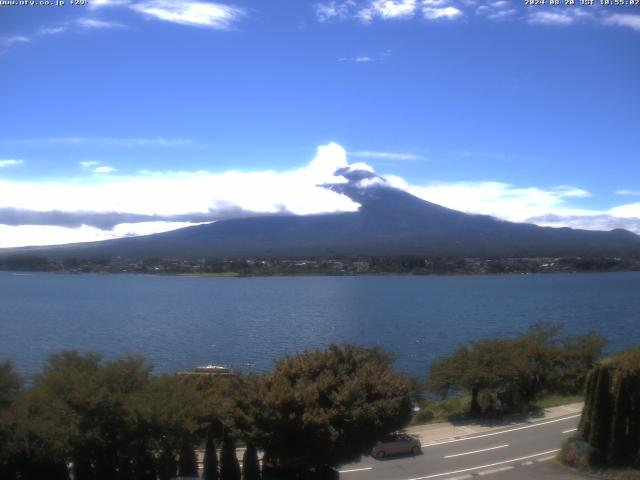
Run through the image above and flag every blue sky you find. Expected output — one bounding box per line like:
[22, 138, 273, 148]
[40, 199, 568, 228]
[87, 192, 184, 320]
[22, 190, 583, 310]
[0, 0, 639, 247]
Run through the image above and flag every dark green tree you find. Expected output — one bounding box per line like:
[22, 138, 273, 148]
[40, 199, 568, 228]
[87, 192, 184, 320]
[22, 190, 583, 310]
[0, 361, 21, 409]
[203, 431, 219, 480]
[608, 375, 629, 466]
[579, 347, 640, 468]
[578, 369, 597, 440]
[157, 447, 177, 480]
[178, 443, 199, 477]
[427, 323, 605, 416]
[220, 434, 241, 480]
[586, 366, 611, 466]
[242, 444, 261, 480]
[246, 344, 414, 476]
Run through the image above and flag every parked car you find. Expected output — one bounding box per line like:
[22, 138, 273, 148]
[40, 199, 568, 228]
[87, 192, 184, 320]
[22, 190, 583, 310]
[372, 433, 421, 459]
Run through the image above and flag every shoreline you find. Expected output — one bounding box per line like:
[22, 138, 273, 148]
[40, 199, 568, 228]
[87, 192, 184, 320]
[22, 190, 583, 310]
[2, 268, 640, 278]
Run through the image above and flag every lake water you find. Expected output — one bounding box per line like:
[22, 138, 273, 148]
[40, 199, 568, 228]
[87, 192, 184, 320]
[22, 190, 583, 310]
[1, 271, 639, 379]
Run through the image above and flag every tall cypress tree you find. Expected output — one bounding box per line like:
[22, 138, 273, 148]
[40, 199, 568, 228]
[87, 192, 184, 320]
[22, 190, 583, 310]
[587, 366, 611, 467]
[628, 383, 640, 466]
[133, 448, 156, 480]
[203, 432, 219, 480]
[178, 444, 199, 478]
[609, 376, 629, 466]
[242, 444, 261, 480]
[220, 434, 241, 480]
[157, 448, 177, 480]
[579, 369, 597, 440]
[73, 454, 94, 480]
[580, 348, 640, 469]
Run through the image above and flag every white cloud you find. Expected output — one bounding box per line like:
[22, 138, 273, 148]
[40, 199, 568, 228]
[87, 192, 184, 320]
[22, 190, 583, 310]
[315, 1, 352, 22]
[313, 1, 640, 32]
[0, 143, 365, 247]
[0, 35, 30, 48]
[79, 161, 100, 168]
[388, 179, 594, 222]
[363, 0, 417, 21]
[338, 49, 392, 63]
[131, 0, 245, 28]
[527, 11, 573, 26]
[338, 56, 373, 62]
[37, 26, 67, 35]
[76, 18, 125, 29]
[609, 202, 640, 219]
[315, 0, 417, 22]
[382, 175, 640, 233]
[0, 137, 194, 147]
[351, 151, 427, 161]
[525, 214, 640, 234]
[604, 14, 640, 32]
[423, 6, 462, 20]
[93, 166, 117, 174]
[1, 142, 638, 247]
[475, 1, 515, 21]
[0, 222, 199, 249]
[616, 189, 640, 196]
[0, 159, 24, 168]
[88, 0, 131, 9]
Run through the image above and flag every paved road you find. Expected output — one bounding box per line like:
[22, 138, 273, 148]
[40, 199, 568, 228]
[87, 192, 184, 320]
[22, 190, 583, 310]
[338, 412, 582, 480]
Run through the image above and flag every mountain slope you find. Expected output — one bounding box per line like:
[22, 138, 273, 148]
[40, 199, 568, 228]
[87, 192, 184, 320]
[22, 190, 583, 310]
[5, 170, 640, 259]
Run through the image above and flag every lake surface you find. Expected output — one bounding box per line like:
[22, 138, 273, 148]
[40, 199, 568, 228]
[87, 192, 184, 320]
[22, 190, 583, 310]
[1, 271, 639, 379]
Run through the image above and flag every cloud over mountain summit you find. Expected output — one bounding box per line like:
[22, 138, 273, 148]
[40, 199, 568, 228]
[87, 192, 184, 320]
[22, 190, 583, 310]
[0, 142, 639, 248]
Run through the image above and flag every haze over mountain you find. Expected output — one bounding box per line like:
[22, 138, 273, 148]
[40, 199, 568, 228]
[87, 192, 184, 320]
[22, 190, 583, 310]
[5, 169, 640, 260]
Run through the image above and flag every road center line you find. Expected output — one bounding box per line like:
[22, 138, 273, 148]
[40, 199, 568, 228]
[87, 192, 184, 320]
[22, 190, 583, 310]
[338, 467, 373, 474]
[444, 444, 509, 459]
[407, 449, 560, 480]
[562, 428, 578, 434]
[421, 414, 580, 447]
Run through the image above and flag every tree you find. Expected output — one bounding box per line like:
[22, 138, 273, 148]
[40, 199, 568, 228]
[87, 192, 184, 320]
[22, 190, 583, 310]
[246, 344, 414, 477]
[579, 347, 640, 468]
[5, 351, 155, 480]
[586, 366, 611, 466]
[427, 323, 606, 416]
[203, 431, 219, 480]
[242, 444, 261, 480]
[0, 361, 21, 409]
[220, 434, 241, 480]
[178, 443, 199, 477]
[157, 447, 177, 480]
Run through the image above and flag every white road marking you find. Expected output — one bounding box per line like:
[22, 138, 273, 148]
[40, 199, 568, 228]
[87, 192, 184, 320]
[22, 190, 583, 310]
[522, 461, 534, 465]
[407, 449, 561, 480]
[478, 466, 514, 475]
[421, 414, 580, 448]
[444, 444, 509, 459]
[536, 455, 557, 463]
[339, 467, 373, 474]
[562, 428, 578, 434]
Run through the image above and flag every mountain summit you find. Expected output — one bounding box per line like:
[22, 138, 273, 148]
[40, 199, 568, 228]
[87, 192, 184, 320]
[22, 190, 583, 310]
[7, 170, 640, 259]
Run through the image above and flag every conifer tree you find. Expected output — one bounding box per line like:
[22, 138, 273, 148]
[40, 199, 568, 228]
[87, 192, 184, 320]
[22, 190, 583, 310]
[157, 448, 177, 480]
[608, 376, 629, 466]
[578, 368, 596, 440]
[178, 443, 199, 478]
[587, 366, 611, 466]
[203, 432, 219, 480]
[242, 444, 261, 480]
[220, 434, 241, 480]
